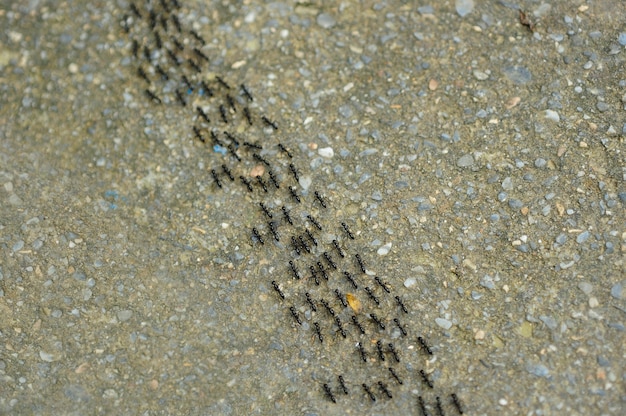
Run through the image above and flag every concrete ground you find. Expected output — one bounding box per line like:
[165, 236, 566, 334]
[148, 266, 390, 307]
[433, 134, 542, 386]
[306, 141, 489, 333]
[0, 0, 624, 415]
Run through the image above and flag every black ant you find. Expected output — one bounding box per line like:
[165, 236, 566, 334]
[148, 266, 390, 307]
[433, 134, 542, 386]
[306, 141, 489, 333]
[226, 94, 236, 112]
[317, 261, 328, 279]
[376, 340, 385, 361]
[278, 143, 292, 158]
[221, 165, 234, 181]
[196, 106, 210, 123]
[355, 253, 366, 273]
[417, 336, 433, 355]
[323, 252, 336, 269]
[332, 240, 345, 258]
[388, 343, 400, 362]
[395, 296, 408, 314]
[189, 29, 206, 45]
[343, 271, 358, 289]
[335, 316, 346, 338]
[389, 367, 403, 385]
[210, 169, 221, 188]
[256, 176, 267, 193]
[338, 375, 348, 394]
[268, 170, 279, 189]
[181, 74, 192, 90]
[370, 314, 385, 330]
[420, 370, 433, 389]
[291, 237, 301, 256]
[378, 382, 392, 399]
[137, 67, 150, 84]
[268, 222, 279, 242]
[418, 396, 428, 416]
[175, 89, 186, 106]
[239, 176, 253, 192]
[200, 80, 213, 96]
[282, 206, 293, 225]
[271, 281, 284, 299]
[451, 393, 464, 414]
[241, 84, 253, 102]
[193, 47, 209, 62]
[131, 39, 139, 58]
[261, 115, 278, 130]
[357, 342, 367, 362]
[215, 75, 230, 89]
[305, 292, 316, 311]
[436, 397, 444, 416]
[219, 105, 228, 123]
[144, 89, 161, 104]
[362, 384, 376, 402]
[322, 383, 336, 403]
[171, 36, 184, 51]
[319, 299, 335, 317]
[227, 143, 240, 161]
[288, 163, 299, 182]
[166, 49, 180, 66]
[259, 202, 272, 219]
[188, 59, 201, 73]
[365, 287, 379, 305]
[155, 64, 168, 81]
[305, 229, 317, 246]
[170, 14, 181, 33]
[251, 227, 264, 245]
[375, 276, 390, 293]
[289, 261, 300, 279]
[252, 153, 270, 167]
[314, 191, 327, 208]
[393, 318, 407, 336]
[244, 142, 262, 151]
[154, 31, 162, 49]
[243, 107, 252, 125]
[334, 289, 347, 307]
[342, 222, 355, 240]
[313, 322, 323, 343]
[210, 130, 223, 146]
[307, 215, 321, 230]
[289, 306, 301, 325]
[351, 315, 365, 334]
[289, 186, 300, 203]
[309, 265, 319, 285]
[299, 236, 311, 254]
[192, 126, 204, 143]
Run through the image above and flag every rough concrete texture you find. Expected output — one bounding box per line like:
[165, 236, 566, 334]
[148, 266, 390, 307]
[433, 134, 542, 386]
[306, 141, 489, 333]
[0, 1, 625, 415]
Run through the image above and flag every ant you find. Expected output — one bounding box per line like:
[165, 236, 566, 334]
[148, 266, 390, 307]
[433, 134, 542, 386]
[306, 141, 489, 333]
[342, 222, 355, 240]
[261, 115, 278, 130]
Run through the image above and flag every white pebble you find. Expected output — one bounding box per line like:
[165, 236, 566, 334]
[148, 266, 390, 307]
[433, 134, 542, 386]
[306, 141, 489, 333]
[377, 243, 392, 256]
[299, 175, 312, 190]
[435, 318, 453, 330]
[318, 147, 334, 158]
[404, 277, 417, 288]
[544, 110, 560, 122]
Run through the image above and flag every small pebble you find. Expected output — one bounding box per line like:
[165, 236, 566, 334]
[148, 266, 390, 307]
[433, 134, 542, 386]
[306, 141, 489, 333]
[117, 310, 133, 322]
[404, 277, 417, 288]
[317, 13, 336, 29]
[377, 243, 392, 256]
[544, 110, 560, 122]
[435, 318, 453, 330]
[588, 297, 599, 308]
[473, 70, 489, 80]
[318, 147, 334, 158]
[610, 281, 625, 300]
[618, 33, 626, 46]
[577, 282, 593, 295]
[526, 363, 550, 378]
[576, 231, 590, 244]
[457, 153, 474, 167]
[455, 0, 474, 17]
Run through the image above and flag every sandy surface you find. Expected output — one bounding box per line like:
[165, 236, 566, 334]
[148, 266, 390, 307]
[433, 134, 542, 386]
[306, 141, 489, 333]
[0, 1, 624, 415]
